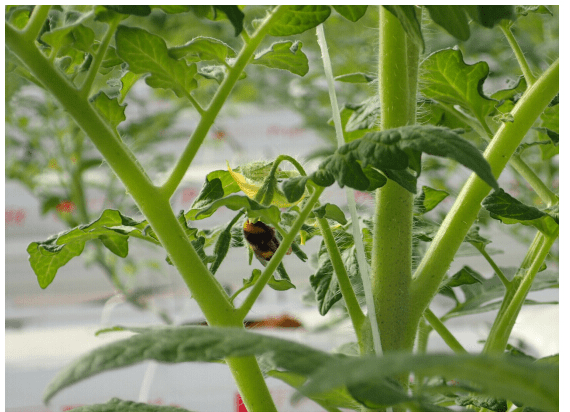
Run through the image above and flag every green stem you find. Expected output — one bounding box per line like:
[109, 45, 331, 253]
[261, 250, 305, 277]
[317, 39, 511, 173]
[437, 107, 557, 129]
[316, 216, 366, 345]
[22, 5, 51, 41]
[160, 6, 288, 199]
[484, 229, 558, 353]
[500, 21, 537, 85]
[80, 18, 120, 98]
[6, 21, 278, 412]
[423, 309, 467, 354]
[317, 22, 381, 356]
[475, 245, 510, 288]
[410, 58, 558, 337]
[238, 186, 324, 319]
[373, 7, 416, 353]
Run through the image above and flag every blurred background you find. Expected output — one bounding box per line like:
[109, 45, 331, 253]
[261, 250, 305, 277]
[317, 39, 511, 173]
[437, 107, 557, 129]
[6, 5, 558, 412]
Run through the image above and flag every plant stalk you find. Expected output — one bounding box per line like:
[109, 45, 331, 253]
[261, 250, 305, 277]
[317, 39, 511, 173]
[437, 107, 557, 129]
[316, 22, 381, 355]
[410, 58, 559, 333]
[7, 20, 278, 412]
[160, 5, 288, 198]
[373, 6, 417, 353]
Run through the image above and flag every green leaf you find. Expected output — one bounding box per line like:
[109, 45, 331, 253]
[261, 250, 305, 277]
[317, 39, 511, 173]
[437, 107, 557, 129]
[482, 189, 558, 234]
[90, 92, 127, 129]
[43, 325, 336, 404]
[466, 6, 515, 28]
[343, 97, 380, 133]
[168, 36, 236, 64]
[152, 5, 192, 14]
[424, 6, 471, 41]
[67, 397, 195, 412]
[299, 353, 558, 410]
[311, 125, 498, 193]
[440, 268, 558, 319]
[414, 186, 449, 214]
[420, 48, 497, 125]
[332, 6, 368, 22]
[103, 5, 151, 16]
[267, 370, 360, 411]
[251, 41, 309, 77]
[455, 395, 508, 412]
[335, 73, 375, 83]
[310, 233, 363, 315]
[382, 6, 424, 51]
[115, 26, 198, 98]
[195, 195, 281, 224]
[27, 210, 146, 288]
[40, 14, 95, 55]
[186, 171, 240, 220]
[269, 5, 331, 36]
[313, 204, 348, 225]
[282, 176, 310, 203]
[515, 5, 553, 17]
[209, 226, 232, 275]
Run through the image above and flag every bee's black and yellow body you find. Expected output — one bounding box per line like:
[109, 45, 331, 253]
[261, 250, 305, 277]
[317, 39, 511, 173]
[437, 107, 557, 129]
[243, 220, 280, 263]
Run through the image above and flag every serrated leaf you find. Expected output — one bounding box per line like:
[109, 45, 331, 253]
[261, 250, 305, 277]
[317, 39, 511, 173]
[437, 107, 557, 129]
[382, 6, 424, 51]
[40, 14, 95, 55]
[269, 5, 331, 36]
[420, 48, 497, 125]
[252, 41, 309, 77]
[482, 189, 558, 234]
[491, 76, 527, 103]
[299, 353, 558, 410]
[90, 92, 127, 129]
[103, 5, 151, 16]
[310, 234, 364, 315]
[335, 73, 375, 83]
[424, 6, 471, 41]
[515, 5, 553, 17]
[344, 97, 380, 133]
[27, 210, 146, 288]
[115, 26, 198, 98]
[467, 6, 515, 28]
[267, 370, 361, 410]
[186, 171, 241, 220]
[209, 220, 235, 275]
[483, 189, 546, 221]
[313, 204, 348, 225]
[440, 268, 558, 320]
[227, 162, 304, 208]
[281, 176, 309, 203]
[455, 394, 508, 412]
[332, 5, 368, 22]
[414, 186, 449, 214]
[311, 125, 498, 193]
[67, 397, 195, 412]
[43, 326, 336, 404]
[195, 195, 281, 224]
[168, 36, 236, 64]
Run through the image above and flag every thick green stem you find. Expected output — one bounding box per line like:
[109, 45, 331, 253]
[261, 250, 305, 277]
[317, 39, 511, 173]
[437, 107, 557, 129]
[423, 309, 467, 354]
[484, 229, 558, 353]
[160, 6, 287, 198]
[238, 186, 324, 319]
[6, 20, 278, 412]
[373, 7, 416, 353]
[22, 5, 51, 41]
[410, 59, 559, 332]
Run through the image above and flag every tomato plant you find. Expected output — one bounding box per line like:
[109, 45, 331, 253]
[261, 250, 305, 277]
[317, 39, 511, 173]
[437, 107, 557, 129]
[6, 5, 558, 412]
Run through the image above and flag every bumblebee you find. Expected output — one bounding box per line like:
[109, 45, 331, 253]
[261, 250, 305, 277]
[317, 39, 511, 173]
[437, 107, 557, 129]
[243, 219, 290, 265]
